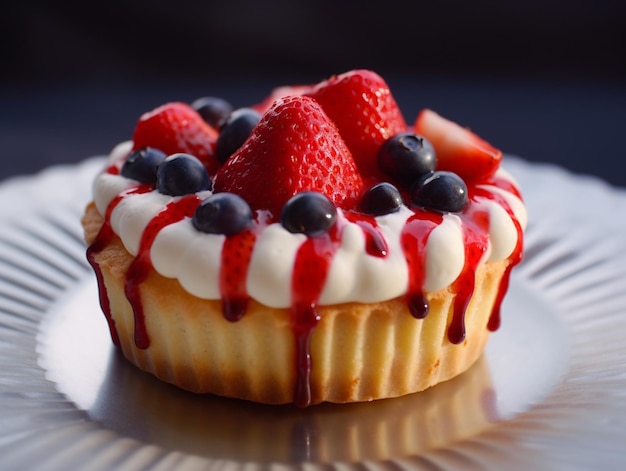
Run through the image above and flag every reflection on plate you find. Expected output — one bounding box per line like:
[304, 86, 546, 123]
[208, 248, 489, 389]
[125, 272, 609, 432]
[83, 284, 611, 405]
[1, 157, 626, 470]
[37, 276, 567, 464]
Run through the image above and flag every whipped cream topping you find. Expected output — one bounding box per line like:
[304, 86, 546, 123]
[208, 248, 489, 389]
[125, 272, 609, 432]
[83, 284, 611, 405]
[91, 141, 527, 309]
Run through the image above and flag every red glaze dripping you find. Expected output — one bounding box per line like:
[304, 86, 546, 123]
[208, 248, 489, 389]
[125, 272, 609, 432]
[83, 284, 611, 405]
[86, 186, 149, 345]
[447, 205, 489, 344]
[219, 227, 259, 322]
[484, 173, 522, 200]
[400, 211, 443, 319]
[290, 223, 343, 407]
[343, 212, 388, 257]
[106, 163, 121, 175]
[471, 186, 524, 331]
[124, 195, 202, 349]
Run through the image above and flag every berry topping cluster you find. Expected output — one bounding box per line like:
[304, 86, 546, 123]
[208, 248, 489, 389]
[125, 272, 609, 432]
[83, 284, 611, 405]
[118, 70, 503, 239]
[375, 130, 469, 214]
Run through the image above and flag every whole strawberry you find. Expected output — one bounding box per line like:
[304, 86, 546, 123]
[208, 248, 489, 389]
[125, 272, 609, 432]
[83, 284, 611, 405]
[214, 95, 365, 219]
[306, 69, 407, 179]
[132, 102, 220, 175]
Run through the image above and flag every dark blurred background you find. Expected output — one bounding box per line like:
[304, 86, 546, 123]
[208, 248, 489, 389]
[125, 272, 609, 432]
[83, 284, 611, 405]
[1, 0, 625, 187]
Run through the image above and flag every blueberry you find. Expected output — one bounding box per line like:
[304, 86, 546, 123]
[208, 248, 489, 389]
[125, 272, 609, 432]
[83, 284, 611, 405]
[120, 147, 167, 184]
[156, 153, 212, 196]
[378, 132, 437, 185]
[215, 108, 261, 163]
[281, 192, 337, 237]
[411, 171, 468, 213]
[359, 182, 404, 216]
[191, 96, 233, 128]
[192, 193, 252, 236]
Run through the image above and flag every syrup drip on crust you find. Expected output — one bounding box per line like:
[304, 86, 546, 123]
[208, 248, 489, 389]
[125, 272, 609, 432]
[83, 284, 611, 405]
[123, 195, 202, 348]
[290, 224, 343, 407]
[401, 211, 443, 319]
[472, 184, 524, 331]
[448, 206, 489, 344]
[87, 184, 151, 345]
[219, 228, 258, 322]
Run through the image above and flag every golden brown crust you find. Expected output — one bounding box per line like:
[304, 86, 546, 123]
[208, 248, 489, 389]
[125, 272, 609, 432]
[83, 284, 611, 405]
[83, 202, 507, 405]
[82, 201, 103, 245]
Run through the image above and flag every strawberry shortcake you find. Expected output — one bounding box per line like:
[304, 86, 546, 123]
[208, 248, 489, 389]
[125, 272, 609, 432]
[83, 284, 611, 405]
[82, 70, 526, 406]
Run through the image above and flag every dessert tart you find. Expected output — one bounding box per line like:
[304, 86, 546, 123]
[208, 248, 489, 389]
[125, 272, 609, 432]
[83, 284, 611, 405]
[82, 69, 526, 406]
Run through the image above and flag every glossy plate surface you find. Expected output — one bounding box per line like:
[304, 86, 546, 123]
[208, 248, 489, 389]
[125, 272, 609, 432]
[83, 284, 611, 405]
[1, 157, 625, 470]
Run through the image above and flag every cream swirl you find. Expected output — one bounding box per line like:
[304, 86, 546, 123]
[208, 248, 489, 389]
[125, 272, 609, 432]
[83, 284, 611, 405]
[92, 141, 526, 309]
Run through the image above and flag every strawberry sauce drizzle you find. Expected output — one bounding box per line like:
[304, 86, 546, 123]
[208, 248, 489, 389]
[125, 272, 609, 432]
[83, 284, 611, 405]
[343, 211, 388, 257]
[400, 211, 444, 319]
[447, 206, 489, 344]
[471, 187, 524, 331]
[290, 223, 343, 407]
[86, 186, 150, 345]
[106, 163, 121, 175]
[219, 228, 258, 321]
[124, 195, 202, 349]
[485, 174, 522, 200]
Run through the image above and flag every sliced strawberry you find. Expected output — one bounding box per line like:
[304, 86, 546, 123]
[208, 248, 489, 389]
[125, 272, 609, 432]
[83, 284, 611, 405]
[414, 109, 502, 182]
[252, 84, 313, 114]
[305, 69, 407, 179]
[132, 102, 220, 175]
[214, 95, 365, 220]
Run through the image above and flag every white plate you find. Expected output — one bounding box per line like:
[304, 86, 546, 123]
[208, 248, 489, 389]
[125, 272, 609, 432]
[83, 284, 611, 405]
[1, 157, 625, 470]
